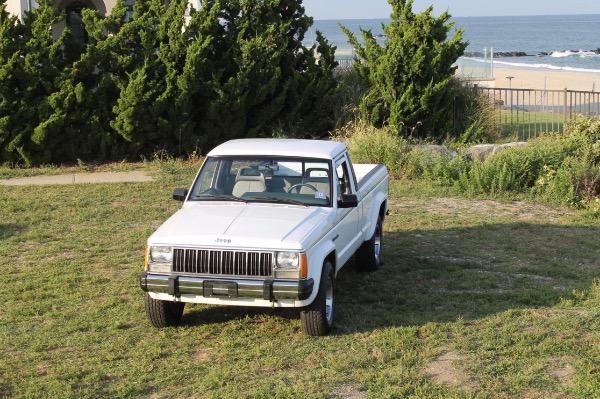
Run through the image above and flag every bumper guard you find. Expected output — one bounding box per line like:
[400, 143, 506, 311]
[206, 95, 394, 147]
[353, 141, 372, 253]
[139, 272, 314, 301]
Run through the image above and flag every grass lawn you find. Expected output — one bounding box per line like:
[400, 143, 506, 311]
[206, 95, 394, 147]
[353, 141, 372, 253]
[1, 163, 598, 398]
[495, 109, 566, 141]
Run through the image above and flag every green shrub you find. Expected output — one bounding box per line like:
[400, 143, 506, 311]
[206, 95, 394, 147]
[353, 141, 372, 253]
[567, 114, 600, 143]
[455, 160, 517, 195]
[399, 147, 465, 183]
[335, 122, 408, 176]
[453, 82, 502, 143]
[534, 155, 600, 208]
[487, 134, 577, 190]
[524, 118, 600, 208]
[340, 0, 467, 139]
[337, 115, 599, 213]
[330, 68, 368, 130]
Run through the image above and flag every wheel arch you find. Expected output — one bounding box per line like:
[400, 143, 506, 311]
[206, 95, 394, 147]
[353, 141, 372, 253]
[303, 247, 336, 305]
[363, 193, 388, 241]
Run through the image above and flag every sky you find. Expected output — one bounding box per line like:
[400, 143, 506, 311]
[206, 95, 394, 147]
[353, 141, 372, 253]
[302, 0, 600, 20]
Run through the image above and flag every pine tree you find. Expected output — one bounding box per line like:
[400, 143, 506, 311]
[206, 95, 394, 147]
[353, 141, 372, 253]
[341, 0, 467, 139]
[187, 0, 337, 150]
[1, 0, 70, 165]
[0, 0, 339, 164]
[78, 0, 144, 159]
[110, 0, 202, 158]
[0, 0, 22, 163]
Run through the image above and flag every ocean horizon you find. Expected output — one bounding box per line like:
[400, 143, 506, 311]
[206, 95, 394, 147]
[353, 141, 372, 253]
[308, 14, 600, 74]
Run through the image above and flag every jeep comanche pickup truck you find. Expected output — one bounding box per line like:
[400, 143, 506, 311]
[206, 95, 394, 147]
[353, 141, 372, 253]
[139, 138, 389, 336]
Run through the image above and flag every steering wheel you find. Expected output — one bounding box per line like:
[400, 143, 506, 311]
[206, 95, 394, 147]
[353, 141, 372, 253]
[287, 183, 318, 194]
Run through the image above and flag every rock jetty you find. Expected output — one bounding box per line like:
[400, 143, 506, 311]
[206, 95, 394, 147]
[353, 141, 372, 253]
[464, 48, 600, 58]
[493, 51, 531, 58]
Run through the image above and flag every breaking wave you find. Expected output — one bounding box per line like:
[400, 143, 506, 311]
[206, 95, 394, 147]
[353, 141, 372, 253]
[462, 57, 600, 74]
[550, 50, 600, 58]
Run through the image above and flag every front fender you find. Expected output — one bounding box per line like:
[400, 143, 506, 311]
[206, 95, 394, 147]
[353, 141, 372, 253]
[301, 239, 336, 306]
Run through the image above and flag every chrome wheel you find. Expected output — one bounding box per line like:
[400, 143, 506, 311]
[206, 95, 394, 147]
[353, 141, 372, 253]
[301, 261, 335, 336]
[325, 273, 334, 324]
[373, 223, 382, 264]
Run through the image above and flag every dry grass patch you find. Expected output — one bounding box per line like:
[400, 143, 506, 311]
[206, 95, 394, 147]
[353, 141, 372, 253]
[425, 350, 473, 388]
[547, 356, 577, 385]
[390, 197, 575, 222]
[327, 384, 366, 399]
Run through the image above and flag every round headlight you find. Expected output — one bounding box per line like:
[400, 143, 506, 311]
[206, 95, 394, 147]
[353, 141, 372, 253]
[276, 252, 299, 268]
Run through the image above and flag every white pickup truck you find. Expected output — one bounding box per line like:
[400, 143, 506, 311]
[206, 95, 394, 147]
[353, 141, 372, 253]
[139, 139, 389, 335]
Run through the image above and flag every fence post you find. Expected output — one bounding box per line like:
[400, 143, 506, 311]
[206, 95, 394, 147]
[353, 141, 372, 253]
[563, 88, 568, 133]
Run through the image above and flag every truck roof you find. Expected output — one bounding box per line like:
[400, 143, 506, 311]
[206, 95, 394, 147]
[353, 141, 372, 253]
[207, 139, 347, 160]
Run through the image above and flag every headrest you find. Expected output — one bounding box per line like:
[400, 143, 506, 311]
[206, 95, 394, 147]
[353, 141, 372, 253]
[304, 168, 329, 179]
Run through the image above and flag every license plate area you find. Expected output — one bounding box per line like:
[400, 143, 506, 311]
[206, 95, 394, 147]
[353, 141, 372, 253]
[203, 280, 238, 298]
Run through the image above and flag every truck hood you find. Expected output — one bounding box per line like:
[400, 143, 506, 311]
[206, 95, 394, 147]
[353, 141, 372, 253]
[148, 202, 332, 250]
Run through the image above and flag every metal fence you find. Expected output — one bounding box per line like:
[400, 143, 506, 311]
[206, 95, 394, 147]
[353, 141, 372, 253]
[335, 58, 355, 69]
[476, 87, 600, 140]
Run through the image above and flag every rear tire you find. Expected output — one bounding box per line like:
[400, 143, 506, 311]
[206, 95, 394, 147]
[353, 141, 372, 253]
[301, 261, 334, 336]
[356, 216, 382, 272]
[144, 293, 185, 327]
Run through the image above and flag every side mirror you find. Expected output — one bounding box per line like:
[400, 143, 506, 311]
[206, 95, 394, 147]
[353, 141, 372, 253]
[172, 188, 188, 202]
[338, 194, 358, 208]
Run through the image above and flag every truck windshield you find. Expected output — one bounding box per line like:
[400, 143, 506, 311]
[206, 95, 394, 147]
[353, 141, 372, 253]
[188, 157, 333, 207]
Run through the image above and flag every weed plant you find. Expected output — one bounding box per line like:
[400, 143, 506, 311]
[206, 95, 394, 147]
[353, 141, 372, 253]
[342, 115, 600, 214]
[334, 122, 409, 177]
[452, 80, 502, 143]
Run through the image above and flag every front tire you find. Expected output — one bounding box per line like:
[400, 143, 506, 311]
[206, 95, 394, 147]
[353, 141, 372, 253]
[301, 261, 334, 336]
[356, 216, 382, 272]
[144, 293, 185, 327]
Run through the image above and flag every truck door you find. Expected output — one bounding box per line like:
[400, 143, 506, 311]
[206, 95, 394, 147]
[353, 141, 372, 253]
[333, 156, 361, 267]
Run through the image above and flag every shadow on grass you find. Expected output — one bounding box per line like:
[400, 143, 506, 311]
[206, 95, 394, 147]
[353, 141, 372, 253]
[177, 222, 599, 335]
[182, 305, 299, 328]
[334, 222, 600, 334]
[0, 223, 27, 240]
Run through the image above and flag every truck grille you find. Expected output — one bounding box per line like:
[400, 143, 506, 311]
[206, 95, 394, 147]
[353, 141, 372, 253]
[172, 248, 273, 277]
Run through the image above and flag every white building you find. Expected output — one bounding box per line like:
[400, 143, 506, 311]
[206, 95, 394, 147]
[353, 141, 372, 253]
[5, 0, 197, 41]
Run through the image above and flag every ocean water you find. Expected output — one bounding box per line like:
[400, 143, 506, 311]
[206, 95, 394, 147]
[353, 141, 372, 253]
[308, 14, 600, 74]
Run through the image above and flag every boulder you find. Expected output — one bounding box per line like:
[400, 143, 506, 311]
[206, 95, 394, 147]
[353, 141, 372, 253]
[411, 144, 459, 160]
[464, 142, 528, 162]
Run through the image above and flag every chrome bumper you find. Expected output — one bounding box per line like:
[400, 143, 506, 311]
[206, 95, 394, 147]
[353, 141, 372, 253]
[139, 272, 314, 301]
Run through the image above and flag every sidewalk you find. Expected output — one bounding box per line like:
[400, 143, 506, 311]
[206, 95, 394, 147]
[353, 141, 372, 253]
[0, 171, 153, 186]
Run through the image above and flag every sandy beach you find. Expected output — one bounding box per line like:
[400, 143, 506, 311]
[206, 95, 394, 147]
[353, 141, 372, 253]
[339, 54, 600, 92]
[461, 65, 600, 92]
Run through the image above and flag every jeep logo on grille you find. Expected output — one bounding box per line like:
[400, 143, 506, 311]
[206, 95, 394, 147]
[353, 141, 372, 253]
[215, 238, 232, 244]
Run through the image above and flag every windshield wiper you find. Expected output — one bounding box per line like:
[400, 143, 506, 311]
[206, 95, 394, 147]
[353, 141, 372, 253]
[246, 196, 308, 207]
[192, 194, 247, 203]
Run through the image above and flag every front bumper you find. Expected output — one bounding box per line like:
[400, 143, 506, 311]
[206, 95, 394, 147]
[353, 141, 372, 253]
[139, 272, 314, 301]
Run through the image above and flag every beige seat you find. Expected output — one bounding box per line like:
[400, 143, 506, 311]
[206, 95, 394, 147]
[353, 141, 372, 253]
[232, 167, 266, 197]
[299, 168, 330, 195]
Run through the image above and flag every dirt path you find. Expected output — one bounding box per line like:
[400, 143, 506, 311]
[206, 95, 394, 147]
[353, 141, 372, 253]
[0, 171, 153, 186]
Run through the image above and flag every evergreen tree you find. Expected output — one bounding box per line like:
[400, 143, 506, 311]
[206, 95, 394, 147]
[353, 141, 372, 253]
[0, 0, 70, 165]
[0, 0, 338, 164]
[78, 0, 144, 159]
[111, 0, 203, 158]
[186, 0, 337, 150]
[0, 0, 22, 163]
[341, 0, 467, 139]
